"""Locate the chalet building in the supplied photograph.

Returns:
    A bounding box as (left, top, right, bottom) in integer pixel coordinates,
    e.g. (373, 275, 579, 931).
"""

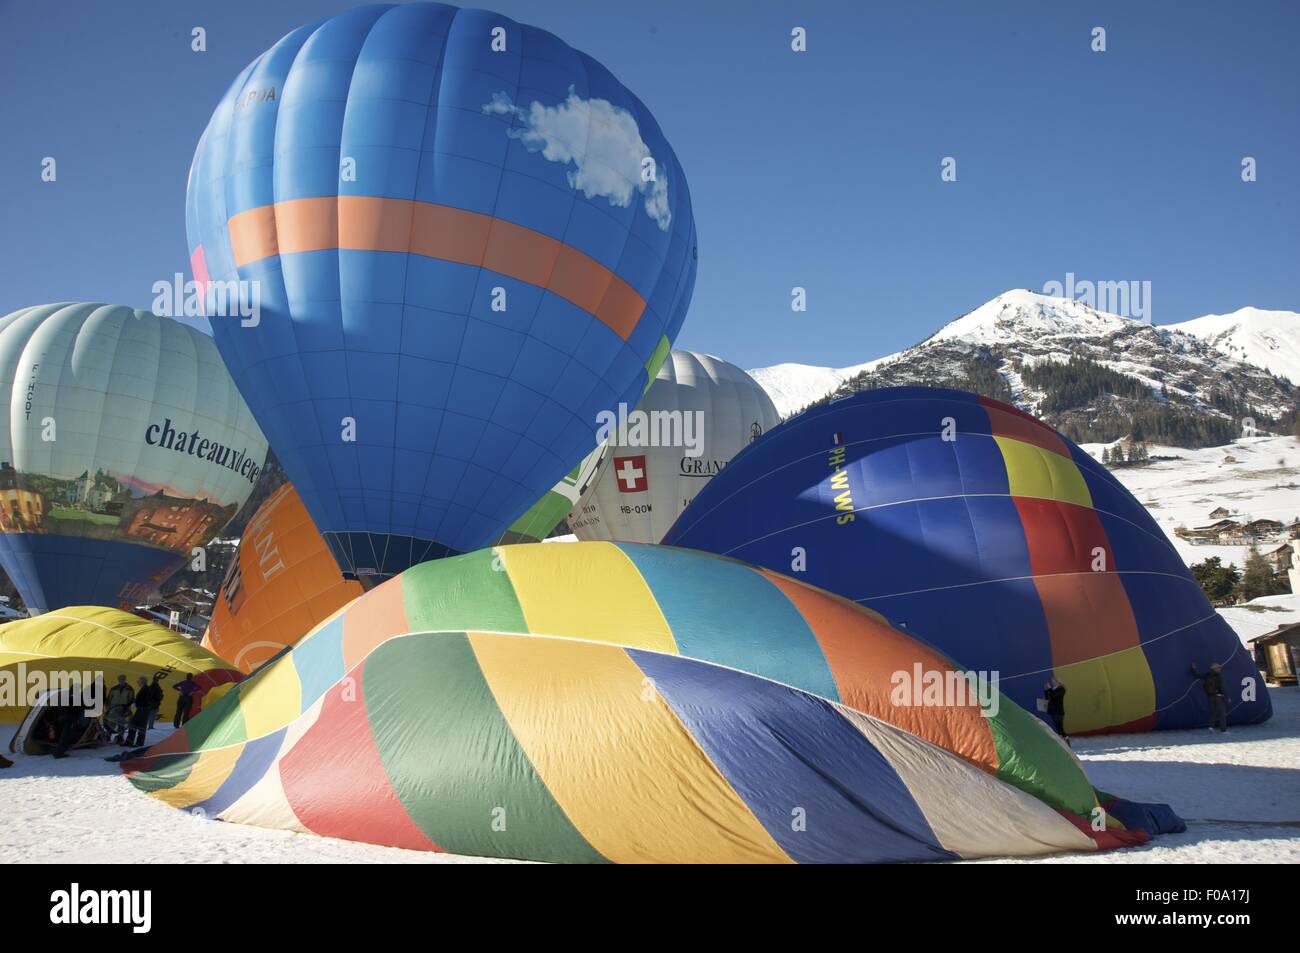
(1208, 506, 1231, 519)
(1176, 519, 1243, 544)
(1181, 517, 1290, 545)
(1261, 542, 1293, 573)
(1242, 518, 1285, 539)
(1248, 622, 1300, 686)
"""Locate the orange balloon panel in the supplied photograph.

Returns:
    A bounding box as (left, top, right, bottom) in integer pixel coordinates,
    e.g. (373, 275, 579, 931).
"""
(203, 484, 363, 673)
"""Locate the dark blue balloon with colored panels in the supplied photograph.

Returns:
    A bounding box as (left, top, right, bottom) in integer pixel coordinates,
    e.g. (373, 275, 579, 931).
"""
(665, 387, 1272, 735)
(186, 3, 696, 581)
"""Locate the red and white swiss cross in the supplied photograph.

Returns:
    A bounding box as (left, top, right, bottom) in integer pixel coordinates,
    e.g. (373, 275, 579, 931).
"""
(612, 455, 648, 493)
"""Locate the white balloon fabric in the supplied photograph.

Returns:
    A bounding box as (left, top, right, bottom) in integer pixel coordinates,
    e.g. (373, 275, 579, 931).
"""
(569, 351, 780, 544)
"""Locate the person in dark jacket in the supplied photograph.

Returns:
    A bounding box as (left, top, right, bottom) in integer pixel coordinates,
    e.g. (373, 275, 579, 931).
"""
(123, 676, 156, 747)
(1043, 678, 1068, 740)
(1191, 662, 1229, 732)
(140, 675, 163, 734)
(172, 673, 201, 727)
(145, 673, 165, 730)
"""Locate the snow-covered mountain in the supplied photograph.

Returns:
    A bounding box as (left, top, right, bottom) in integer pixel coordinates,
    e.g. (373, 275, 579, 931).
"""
(747, 360, 881, 418)
(748, 290, 1298, 447)
(920, 289, 1134, 348)
(1167, 307, 1300, 385)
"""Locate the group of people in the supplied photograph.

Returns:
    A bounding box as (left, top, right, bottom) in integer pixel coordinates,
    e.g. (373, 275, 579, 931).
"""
(1041, 662, 1233, 741)
(101, 672, 204, 751)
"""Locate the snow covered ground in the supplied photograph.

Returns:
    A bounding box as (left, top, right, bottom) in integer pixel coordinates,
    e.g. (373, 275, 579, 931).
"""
(979, 686, 1300, 864)
(3, 687, 1295, 864)
(1079, 434, 1300, 571)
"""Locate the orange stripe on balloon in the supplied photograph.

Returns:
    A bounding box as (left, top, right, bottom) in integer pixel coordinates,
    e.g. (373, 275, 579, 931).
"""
(225, 196, 646, 341)
(979, 395, 1071, 458)
(757, 570, 1001, 776)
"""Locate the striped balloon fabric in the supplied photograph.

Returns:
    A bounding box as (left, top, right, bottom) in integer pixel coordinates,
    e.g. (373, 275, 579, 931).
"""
(124, 542, 1179, 863)
(665, 387, 1272, 734)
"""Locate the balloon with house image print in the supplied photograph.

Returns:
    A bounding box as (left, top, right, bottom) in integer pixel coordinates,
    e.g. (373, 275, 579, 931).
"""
(186, 2, 697, 584)
(0, 303, 267, 613)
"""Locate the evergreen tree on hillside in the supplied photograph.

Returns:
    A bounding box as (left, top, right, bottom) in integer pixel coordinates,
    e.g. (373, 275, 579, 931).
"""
(818, 353, 1014, 407)
(1239, 545, 1287, 602)
(1190, 556, 1239, 604)
(1019, 356, 1149, 413)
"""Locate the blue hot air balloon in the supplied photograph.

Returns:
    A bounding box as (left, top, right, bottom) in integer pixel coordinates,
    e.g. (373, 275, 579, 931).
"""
(665, 387, 1272, 735)
(186, 2, 696, 582)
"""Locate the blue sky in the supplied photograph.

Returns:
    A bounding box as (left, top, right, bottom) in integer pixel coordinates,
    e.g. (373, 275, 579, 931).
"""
(1, 0, 1296, 368)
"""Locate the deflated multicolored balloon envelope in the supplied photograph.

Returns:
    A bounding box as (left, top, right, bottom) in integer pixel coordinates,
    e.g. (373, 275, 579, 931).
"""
(569, 351, 780, 543)
(0, 304, 267, 613)
(204, 483, 363, 673)
(124, 542, 1181, 863)
(186, 2, 697, 582)
(665, 387, 1273, 734)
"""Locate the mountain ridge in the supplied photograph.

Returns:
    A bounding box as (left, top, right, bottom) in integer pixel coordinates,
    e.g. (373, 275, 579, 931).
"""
(748, 290, 1298, 448)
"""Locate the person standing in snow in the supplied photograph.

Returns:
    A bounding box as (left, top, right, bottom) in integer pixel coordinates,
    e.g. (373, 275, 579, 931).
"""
(104, 674, 135, 744)
(123, 676, 152, 747)
(1043, 678, 1068, 740)
(1190, 662, 1230, 733)
(172, 673, 201, 727)
(146, 672, 165, 731)
(140, 674, 164, 733)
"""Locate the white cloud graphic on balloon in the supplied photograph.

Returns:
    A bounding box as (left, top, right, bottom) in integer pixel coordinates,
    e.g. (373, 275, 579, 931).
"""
(484, 88, 672, 231)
